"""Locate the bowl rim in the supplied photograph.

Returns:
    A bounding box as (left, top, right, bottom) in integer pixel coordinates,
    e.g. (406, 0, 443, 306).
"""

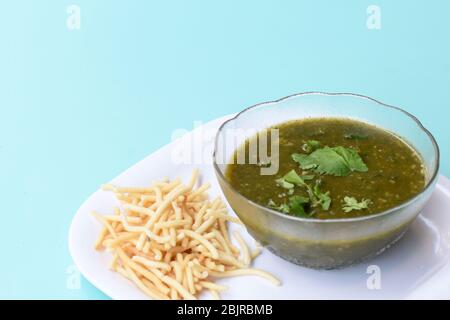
(212, 91, 441, 223)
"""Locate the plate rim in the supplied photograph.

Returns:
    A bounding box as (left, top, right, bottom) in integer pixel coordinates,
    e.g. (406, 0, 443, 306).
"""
(68, 114, 450, 300)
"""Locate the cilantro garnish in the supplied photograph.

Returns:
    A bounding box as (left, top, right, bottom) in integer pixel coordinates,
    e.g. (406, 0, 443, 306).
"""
(273, 170, 332, 215)
(275, 169, 315, 189)
(288, 195, 310, 217)
(275, 178, 294, 189)
(270, 141, 373, 217)
(281, 169, 307, 187)
(267, 199, 290, 214)
(311, 180, 331, 210)
(342, 197, 371, 213)
(268, 196, 310, 217)
(292, 146, 368, 176)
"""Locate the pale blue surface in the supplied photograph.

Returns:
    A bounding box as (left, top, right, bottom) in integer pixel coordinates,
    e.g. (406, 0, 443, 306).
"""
(0, 1, 449, 299)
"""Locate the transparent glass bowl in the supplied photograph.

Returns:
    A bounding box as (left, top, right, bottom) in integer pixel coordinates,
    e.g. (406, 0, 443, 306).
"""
(213, 92, 440, 269)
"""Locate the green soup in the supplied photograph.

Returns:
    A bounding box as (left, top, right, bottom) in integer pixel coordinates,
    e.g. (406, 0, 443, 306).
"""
(225, 118, 426, 219)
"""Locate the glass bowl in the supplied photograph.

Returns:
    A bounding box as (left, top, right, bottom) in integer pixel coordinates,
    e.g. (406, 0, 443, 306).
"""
(213, 92, 440, 269)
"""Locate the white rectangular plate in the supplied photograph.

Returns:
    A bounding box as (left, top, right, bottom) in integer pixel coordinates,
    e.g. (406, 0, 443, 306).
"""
(69, 115, 450, 300)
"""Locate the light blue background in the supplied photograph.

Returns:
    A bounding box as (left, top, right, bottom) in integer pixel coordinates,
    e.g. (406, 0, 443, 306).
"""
(1, 1, 449, 299)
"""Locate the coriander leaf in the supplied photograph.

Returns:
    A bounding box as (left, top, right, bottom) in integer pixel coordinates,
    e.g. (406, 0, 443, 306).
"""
(302, 140, 321, 153)
(289, 195, 309, 205)
(267, 199, 290, 214)
(332, 146, 368, 173)
(299, 179, 332, 211)
(293, 147, 350, 176)
(268, 199, 276, 207)
(342, 197, 371, 213)
(268, 195, 312, 217)
(278, 170, 332, 211)
(275, 178, 294, 189)
(291, 153, 316, 170)
(288, 195, 310, 217)
(282, 169, 307, 187)
(292, 146, 368, 176)
(279, 203, 291, 213)
(313, 181, 331, 210)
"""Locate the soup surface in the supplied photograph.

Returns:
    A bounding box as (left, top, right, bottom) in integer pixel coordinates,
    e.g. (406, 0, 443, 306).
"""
(225, 118, 426, 219)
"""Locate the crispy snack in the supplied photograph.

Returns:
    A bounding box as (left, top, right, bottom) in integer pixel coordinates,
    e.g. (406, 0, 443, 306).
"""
(92, 169, 280, 300)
